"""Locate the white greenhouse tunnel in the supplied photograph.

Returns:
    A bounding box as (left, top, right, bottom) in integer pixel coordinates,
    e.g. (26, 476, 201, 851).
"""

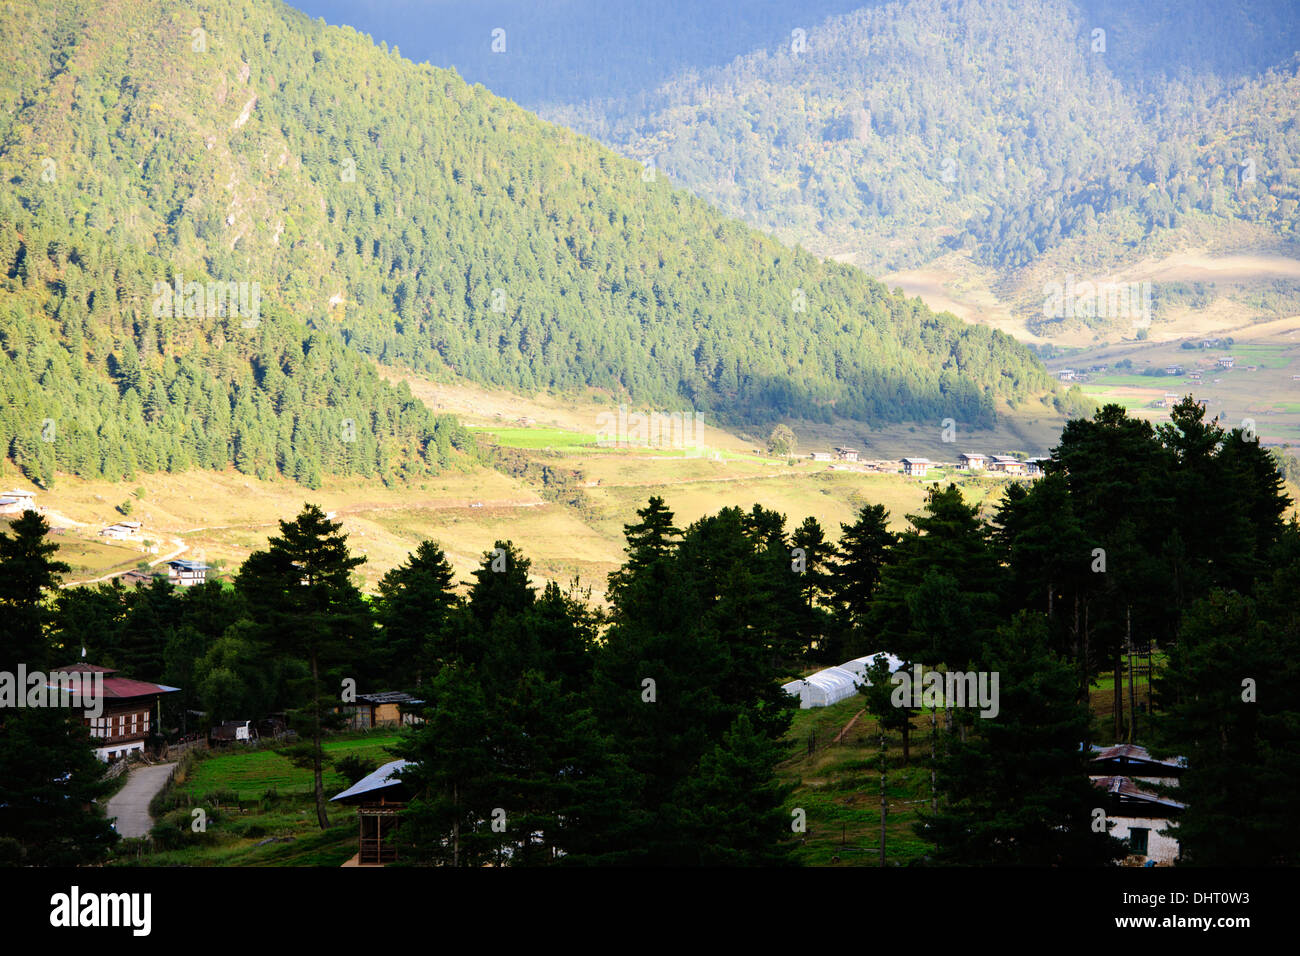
(782, 652, 904, 709)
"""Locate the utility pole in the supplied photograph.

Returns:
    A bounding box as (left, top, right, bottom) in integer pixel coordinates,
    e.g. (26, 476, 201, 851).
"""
(930, 709, 937, 815)
(879, 732, 887, 868)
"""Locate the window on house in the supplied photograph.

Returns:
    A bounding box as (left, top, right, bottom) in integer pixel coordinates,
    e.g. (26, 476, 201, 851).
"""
(1129, 827, 1150, 856)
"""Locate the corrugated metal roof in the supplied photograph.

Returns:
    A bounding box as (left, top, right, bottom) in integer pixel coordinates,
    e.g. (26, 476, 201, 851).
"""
(1091, 775, 1186, 811)
(354, 691, 424, 705)
(1092, 743, 1186, 768)
(329, 759, 412, 802)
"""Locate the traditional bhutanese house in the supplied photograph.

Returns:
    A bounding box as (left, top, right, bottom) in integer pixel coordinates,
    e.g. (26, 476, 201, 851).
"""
(0, 490, 36, 515)
(809, 451, 833, 462)
(834, 447, 859, 462)
(331, 759, 413, 866)
(1163, 392, 1179, 408)
(989, 455, 1026, 475)
(956, 453, 986, 471)
(901, 457, 932, 476)
(341, 691, 425, 730)
(1218, 356, 1235, 369)
(166, 559, 210, 587)
(99, 521, 142, 540)
(1088, 744, 1187, 864)
(59, 664, 179, 762)
(119, 568, 160, 588)
(1057, 369, 1076, 381)
(1090, 743, 1186, 787)
(1025, 457, 1047, 477)
(1091, 775, 1185, 864)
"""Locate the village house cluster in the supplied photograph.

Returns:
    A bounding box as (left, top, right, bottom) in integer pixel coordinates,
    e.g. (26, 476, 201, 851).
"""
(806, 447, 1046, 479)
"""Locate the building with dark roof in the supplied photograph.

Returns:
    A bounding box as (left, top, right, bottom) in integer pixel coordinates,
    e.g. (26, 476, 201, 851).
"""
(166, 559, 211, 587)
(331, 759, 413, 866)
(340, 691, 425, 730)
(1088, 744, 1187, 864)
(59, 664, 179, 762)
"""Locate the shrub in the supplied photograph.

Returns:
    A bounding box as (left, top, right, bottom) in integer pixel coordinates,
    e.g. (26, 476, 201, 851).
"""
(335, 752, 379, 785)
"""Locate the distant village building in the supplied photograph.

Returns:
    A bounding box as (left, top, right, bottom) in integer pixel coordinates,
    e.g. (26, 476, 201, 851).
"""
(834, 447, 859, 462)
(1025, 457, 1047, 476)
(210, 719, 255, 746)
(0, 490, 36, 515)
(1164, 365, 1183, 376)
(989, 455, 1026, 475)
(1057, 369, 1076, 381)
(1218, 356, 1235, 369)
(331, 759, 413, 866)
(99, 521, 142, 540)
(1163, 393, 1180, 408)
(809, 451, 833, 462)
(120, 568, 161, 588)
(60, 663, 179, 762)
(1088, 744, 1187, 864)
(956, 453, 986, 471)
(901, 457, 932, 477)
(166, 559, 211, 587)
(341, 692, 425, 730)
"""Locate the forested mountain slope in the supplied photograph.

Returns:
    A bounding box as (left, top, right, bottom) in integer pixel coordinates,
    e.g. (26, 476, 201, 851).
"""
(0, 0, 1058, 488)
(546, 0, 1300, 332)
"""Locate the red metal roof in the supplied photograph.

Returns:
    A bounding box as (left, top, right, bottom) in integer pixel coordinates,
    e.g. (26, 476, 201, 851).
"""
(101, 676, 175, 699)
(55, 664, 176, 699)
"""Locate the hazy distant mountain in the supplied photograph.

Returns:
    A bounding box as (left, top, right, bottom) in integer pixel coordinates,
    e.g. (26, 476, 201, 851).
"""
(546, 0, 1300, 317)
(293, 0, 875, 107)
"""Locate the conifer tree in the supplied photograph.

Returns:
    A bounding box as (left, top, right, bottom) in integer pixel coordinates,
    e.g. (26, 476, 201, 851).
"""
(236, 504, 367, 829)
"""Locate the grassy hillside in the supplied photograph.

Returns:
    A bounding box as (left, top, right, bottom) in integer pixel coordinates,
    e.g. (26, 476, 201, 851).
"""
(13, 366, 1056, 598)
(0, 0, 1062, 496)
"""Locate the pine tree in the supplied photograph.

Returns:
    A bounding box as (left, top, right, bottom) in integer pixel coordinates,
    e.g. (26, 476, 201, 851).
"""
(0, 511, 117, 865)
(1154, 564, 1300, 864)
(832, 503, 895, 619)
(920, 613, 1128, 865)
(236, 504, 367, 829)
(0, 510, 70, 672)
(671, 712, 796, 865)
(376, 540, 460, 685)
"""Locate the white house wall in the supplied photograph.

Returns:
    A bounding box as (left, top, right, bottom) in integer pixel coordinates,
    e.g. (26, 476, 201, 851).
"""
(1109, 815, 1180, 864)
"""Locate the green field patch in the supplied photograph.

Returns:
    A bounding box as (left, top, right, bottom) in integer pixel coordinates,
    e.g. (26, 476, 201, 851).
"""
(474, 426, 600, 449)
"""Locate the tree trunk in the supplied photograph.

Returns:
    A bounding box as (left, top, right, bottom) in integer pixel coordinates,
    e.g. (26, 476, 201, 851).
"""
(311, 650, 329, 829)
(901, 717, 910, 766)
(1126, 606, 1136, 743)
